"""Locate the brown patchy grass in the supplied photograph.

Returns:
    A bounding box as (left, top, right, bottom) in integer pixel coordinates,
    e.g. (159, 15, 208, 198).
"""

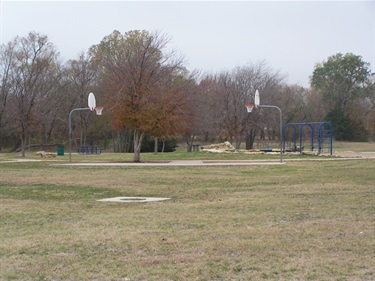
(0, 153, 374, 280)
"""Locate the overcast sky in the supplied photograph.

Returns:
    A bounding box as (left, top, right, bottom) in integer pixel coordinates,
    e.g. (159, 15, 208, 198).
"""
(1, 0, 374, 87)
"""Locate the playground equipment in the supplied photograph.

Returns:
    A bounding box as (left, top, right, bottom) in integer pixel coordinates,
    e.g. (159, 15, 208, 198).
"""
(283, 122, 333, 155)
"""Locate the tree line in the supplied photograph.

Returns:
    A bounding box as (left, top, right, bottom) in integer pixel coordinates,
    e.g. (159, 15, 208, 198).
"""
(0, 31, 374, 161)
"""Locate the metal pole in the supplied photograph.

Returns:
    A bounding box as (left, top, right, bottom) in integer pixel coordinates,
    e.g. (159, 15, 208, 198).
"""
(259, 105, 283, 163)
(69, 107, 90, 163)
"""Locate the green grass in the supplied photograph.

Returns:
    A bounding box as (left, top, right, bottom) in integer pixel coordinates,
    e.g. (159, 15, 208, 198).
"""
(0, 144, 374, 280)
(331, 141, 375, 152)
(2, 141, 372, 163)
(0, 150, 332, 164)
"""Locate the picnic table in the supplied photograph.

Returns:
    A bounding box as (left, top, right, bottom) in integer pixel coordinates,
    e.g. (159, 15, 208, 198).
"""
(77, 146, 102, 155)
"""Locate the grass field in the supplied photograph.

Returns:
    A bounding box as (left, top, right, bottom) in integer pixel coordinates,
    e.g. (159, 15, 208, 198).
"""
(0, 142, 374, 280)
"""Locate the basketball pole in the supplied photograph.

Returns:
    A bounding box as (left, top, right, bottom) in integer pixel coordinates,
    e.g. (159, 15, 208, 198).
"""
(69, 107, 90, 163)
(258, 105, 283, 163)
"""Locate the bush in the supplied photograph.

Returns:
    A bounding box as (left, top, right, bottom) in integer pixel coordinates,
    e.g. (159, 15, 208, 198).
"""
(325, 107, 368, 142)
(325, 108, 353, 141)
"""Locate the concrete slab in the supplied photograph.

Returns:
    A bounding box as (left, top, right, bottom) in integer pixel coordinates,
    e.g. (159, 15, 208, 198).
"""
(54, 160, 284, 167)
(97, 197, 171, 203)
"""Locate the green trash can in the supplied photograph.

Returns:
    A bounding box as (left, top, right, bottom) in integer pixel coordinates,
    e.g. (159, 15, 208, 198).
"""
(57, 145, 64, 156)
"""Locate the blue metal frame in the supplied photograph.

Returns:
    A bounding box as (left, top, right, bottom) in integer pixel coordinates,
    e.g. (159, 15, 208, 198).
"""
(283, 122, 333, 155)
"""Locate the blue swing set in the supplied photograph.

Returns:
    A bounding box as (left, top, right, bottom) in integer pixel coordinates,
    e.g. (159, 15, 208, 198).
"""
(282, 122, 333, 155)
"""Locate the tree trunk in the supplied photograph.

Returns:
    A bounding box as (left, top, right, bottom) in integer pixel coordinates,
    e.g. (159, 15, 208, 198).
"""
(20, 135, 26, 157)
(245, 128, 258, 150)
(154, 137, 158, 153)
(162, 139, 165, 153)
(234, 135, 241, 149)
(184, 133, 195, 152)
(28, 135, 31, 153)
(133, 129, 145, 162)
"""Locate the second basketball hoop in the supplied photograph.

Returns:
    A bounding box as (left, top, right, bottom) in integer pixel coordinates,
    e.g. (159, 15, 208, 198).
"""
(245, 103, 255, 113)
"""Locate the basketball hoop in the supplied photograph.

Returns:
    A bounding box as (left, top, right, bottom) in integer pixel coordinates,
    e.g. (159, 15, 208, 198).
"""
(94, 106, 103, 115)
(245, 103, 255, 113)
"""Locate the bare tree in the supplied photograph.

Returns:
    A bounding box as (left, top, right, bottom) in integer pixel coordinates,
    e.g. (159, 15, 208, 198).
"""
(0, 41, 17, 152)
(65, 52, 98, 147)
(175, 74, 218, 152)
(276, 84, 309, 124)
(238, 62, 284, 148)
(201, 61, 284, 149)
(6, 32, 60, 156)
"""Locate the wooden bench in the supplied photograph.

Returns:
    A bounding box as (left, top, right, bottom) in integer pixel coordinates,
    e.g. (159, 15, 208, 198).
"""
(77, 146, 102, 155)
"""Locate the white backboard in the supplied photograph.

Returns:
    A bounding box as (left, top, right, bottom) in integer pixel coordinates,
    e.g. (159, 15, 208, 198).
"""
(255, 90, 260, 108)
(88, 92, 96, 111)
